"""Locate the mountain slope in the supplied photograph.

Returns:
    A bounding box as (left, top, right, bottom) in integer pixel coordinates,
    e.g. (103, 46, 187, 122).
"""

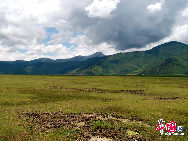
(140, 57, 188, 75)
(0, 41, 187, 75)
(68, 41, 188, 75)
(0, 57, 103, 75)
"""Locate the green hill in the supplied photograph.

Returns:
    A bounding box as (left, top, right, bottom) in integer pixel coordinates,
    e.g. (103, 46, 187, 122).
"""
(0, 41, 187, 75)
(0, 57, 102, 75)
(68, 41, 188, 75)
(140, 57, 188, 75)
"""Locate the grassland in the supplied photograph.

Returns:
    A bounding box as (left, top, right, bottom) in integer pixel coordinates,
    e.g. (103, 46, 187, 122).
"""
(0, 75, 187, 140)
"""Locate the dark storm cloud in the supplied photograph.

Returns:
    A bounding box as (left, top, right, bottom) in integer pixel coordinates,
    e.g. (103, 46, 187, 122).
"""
(0, 0, 188, 61)
(68, 0, 188, 50)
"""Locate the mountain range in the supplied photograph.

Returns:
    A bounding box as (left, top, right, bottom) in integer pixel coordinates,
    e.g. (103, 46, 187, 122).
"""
(0, 41, 187, 75)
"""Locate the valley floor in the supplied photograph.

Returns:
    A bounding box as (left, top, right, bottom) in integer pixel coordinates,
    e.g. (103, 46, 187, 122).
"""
(0, 75, 187, 140)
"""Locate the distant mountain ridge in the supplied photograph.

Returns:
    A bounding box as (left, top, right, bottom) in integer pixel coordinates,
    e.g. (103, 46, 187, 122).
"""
(0, 41, 187, 75)
(7, 52, 105, 63)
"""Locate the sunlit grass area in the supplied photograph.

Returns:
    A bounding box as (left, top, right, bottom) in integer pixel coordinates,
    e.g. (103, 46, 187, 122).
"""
(0, 75, 187, 140)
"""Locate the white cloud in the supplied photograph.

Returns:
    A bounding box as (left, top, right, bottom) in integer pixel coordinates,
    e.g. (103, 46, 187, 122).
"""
(0, 0, 188, 61)
(147, 0, 164, 13)
(141, 24, 188, 51)
(166, 25, 188, 43)
(69, 35, 118, 57)
(85, 0, 120, 18)
(182, 7, 188, 17)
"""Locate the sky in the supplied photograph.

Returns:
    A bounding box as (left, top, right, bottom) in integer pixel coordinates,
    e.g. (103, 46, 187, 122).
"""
(0, 0, 188, 61)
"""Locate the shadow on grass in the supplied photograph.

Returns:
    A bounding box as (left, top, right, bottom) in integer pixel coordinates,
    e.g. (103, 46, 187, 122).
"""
(0, 88, 119, 107)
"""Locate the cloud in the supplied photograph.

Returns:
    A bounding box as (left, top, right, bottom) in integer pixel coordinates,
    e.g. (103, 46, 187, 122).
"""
(69, 0, 188, 50)
(85, 0, 120, 18)
(147, 0, 164, 13)
(182, 7, 188, 17)
(0, 0, 188, 61)
(165, 25, 188, 43)
(137, 25, 188, 51)
(70, 35, 117, 56)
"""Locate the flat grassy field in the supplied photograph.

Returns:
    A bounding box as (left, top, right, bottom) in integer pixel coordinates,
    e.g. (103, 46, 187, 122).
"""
(0, 75, 187, 141)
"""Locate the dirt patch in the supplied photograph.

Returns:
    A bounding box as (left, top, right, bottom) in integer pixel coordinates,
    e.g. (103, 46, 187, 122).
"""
(90, 136, 113, 141)
(49, 86, 145, 95)
(177, 84, 188, 88)
(20, 111, 146, 140)
(153, 97, 180, 100)
(144, 97, 187, 100)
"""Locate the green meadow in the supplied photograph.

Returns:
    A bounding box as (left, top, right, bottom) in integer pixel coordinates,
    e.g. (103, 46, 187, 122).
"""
(0, 75, 187, 140)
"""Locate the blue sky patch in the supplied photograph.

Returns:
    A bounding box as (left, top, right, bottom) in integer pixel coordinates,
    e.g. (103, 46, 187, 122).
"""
(43, 27, 59, 45)
(18, 49, 27, 53)
(62, 42, 78, 48)
(72, 32, 84, 37)
(43, 28, 81, 48)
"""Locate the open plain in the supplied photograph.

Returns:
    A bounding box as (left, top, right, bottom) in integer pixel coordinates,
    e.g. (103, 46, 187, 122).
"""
(0, 75, 187, 140)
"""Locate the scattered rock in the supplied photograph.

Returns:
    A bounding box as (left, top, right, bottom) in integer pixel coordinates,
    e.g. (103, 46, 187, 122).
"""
(77, 122, 86, 127)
